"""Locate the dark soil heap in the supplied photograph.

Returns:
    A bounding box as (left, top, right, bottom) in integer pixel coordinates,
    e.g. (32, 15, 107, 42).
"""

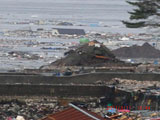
(112, 42, 160, 58)
(51, 41, 129, 67)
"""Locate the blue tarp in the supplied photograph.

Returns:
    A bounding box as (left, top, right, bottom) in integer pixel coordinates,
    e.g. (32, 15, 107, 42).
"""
(107, 108, 117, 113)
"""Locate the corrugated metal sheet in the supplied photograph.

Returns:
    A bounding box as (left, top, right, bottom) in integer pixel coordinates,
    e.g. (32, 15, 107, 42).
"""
(40, 107, 105, 120)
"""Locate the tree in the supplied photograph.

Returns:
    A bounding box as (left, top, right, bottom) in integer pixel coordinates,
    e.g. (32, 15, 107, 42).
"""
(123, 0, 160, 28)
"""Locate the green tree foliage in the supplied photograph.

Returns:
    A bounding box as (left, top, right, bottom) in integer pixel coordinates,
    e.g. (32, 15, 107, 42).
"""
(123, 0, 160, 28)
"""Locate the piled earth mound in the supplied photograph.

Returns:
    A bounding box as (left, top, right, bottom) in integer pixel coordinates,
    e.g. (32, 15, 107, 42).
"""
(51, 41, 130, 67)
(112, 42, 160, 58)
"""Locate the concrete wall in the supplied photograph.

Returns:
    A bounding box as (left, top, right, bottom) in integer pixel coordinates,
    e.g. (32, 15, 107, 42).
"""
(0, 72, 159, 85)
(0, 72, 159, 110)
(0, 84, 158, 110)
(0, 84, 110, 97)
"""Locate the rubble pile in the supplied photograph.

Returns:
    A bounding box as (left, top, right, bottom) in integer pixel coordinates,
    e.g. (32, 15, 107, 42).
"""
(112, 42, 160, 58)
(0, 99, 64, 120)
(39, 103, 160, 120)
(103, 111, 160, 120)
(0, 96, 160, 120)
(50, 41, 130, 67)
(108, 78, 160, 95)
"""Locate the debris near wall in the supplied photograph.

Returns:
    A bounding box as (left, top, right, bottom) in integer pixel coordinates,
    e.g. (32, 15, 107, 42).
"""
(0, 98, 64, 120)
(0, 91, 160, 120)
(135, 64, 160, 73)
(95, 78, 160, 112)
(49, 41, 131, 67)
(112, 42, 160, 58)
(108, 78, 160, 94)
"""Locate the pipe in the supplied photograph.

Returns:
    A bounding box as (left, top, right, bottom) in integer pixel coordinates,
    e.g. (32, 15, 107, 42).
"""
(69, 103, 100, 120)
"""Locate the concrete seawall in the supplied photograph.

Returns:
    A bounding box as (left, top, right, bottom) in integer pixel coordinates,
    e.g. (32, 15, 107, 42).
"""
(0, 84, 111, 97)
(0, 72, 159, 85)
(0, 72, 159, 110)
(0, 84, 158, 110)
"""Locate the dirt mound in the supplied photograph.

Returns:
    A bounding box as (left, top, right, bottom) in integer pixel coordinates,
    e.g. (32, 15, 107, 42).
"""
(112, 42, 160, 58)
(50, 41, 129, 67)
